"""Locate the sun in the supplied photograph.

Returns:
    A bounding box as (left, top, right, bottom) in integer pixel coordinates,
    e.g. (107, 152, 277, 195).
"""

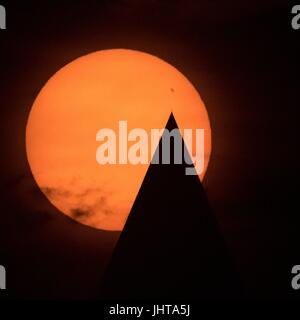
(26, 49, 211, 231)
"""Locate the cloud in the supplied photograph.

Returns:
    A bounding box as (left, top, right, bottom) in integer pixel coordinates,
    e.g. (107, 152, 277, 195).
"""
(42, 186, 104, 200)
(70, 208, 92, 219)
(69, 195, 113, 221)
(0, 174, 56, 229)
(2, 173, 120, 230)
(42, 187, 72, 198)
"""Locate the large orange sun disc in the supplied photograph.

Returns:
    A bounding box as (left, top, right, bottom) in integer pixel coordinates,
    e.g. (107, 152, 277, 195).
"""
(26, 49, 212, 231)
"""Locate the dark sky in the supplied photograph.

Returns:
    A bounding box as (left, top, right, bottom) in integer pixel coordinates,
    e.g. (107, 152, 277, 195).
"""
(0, 0, 298, 299)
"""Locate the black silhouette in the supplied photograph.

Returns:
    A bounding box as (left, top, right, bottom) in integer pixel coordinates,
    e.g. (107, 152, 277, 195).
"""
(101, 113, 242, 299)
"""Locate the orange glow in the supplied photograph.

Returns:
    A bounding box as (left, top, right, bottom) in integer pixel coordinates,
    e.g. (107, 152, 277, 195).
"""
(26, 49, 211, 231)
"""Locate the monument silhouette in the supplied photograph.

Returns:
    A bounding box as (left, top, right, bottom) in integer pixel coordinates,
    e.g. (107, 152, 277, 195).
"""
(100, 114, 242, 299)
